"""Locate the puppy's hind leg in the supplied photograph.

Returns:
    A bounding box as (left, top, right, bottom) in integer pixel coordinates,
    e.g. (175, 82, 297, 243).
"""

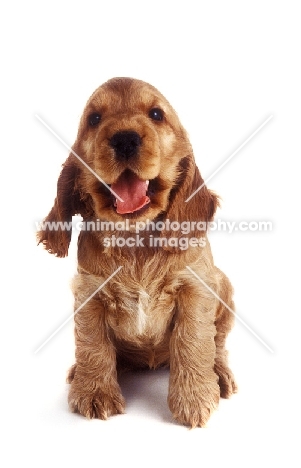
(66, 364, 77, 383)
(214, 268, 237, 398)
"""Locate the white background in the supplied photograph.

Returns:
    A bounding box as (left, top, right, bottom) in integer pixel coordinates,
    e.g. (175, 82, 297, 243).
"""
(1, 1, 300, 466)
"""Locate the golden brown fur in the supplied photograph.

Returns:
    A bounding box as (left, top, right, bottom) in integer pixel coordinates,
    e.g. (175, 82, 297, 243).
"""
(37, 77, 237, 427)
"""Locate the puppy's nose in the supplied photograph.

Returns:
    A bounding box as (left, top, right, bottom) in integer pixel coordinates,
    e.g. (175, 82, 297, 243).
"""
(109, 131, 142, 160)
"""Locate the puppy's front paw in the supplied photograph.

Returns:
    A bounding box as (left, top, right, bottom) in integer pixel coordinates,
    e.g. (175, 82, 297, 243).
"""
(68, 383, 125, 420)
(168, 374, 220, 428)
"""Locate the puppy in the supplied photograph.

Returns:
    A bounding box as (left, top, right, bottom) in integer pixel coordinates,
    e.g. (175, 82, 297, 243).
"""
(37, 77, 237, 427)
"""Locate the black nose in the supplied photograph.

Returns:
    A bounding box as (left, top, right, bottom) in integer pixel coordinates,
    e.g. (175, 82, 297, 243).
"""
(109, 131, 142, 160)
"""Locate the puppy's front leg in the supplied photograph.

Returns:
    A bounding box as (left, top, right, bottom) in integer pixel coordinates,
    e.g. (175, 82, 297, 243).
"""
(67, 295, 125, 420)
(168, 279, 220, 428)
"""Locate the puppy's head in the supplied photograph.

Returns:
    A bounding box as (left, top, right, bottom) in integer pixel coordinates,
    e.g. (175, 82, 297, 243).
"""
(38, 78, 218, 256)
(75, 77, 193, 221)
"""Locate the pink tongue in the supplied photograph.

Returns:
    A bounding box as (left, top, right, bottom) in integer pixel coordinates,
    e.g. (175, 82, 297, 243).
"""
(111, 172, 150, 214)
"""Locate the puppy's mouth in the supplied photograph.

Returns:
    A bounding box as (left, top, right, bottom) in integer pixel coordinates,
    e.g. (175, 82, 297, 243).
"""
(110, 170, 151, 215)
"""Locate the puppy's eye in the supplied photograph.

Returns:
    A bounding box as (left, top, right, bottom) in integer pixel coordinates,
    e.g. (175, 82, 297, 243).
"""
(88, 113, 101, 126)
(148, 108, 164, 121)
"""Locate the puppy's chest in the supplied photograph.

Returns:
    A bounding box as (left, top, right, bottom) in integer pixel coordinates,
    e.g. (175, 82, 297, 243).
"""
(106, 282, 177, 342)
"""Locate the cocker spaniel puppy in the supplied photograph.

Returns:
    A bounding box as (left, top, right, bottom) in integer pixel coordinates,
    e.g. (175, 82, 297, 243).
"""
(37, 77, 237, 427)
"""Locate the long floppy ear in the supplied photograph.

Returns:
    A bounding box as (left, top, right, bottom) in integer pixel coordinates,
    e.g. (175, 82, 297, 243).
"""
(161, 156, 219, 247)
(37, 156, 88, 257)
